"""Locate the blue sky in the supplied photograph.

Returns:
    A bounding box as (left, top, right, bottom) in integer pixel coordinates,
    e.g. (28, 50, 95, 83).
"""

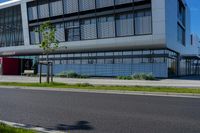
(0, 0, 200, 36)
(186, 0, 200, 36)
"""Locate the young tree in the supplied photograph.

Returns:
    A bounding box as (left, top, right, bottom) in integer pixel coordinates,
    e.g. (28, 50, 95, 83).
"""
(36, 21, 59, 83)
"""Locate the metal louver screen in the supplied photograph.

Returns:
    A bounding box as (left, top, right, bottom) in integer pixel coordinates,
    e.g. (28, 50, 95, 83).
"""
(96, 0, 114, 8)
(50, 0, 63, 16)
(63, 0, 79, 14)
(38, 4, 49, 18)
(115, 0, 132, 5)
(79, 0, 95, 11)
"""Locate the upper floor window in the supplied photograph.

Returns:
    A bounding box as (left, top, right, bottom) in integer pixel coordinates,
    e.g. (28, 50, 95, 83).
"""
(135, 9, 152, 35)
(49, 0, 63, 17)
(177, 24, 185, 46)
(79, 0, 96, 11)
(81, 18, 97, 40)
(116, 13, 134, 37)
(115, 0, 133, 5)
(97, 16, 115, 38)
(38, 1, 49, 19)
(178, 0, 185, 26)
(28, 5, 37, 21)
(63, 0, 78, 14)
(65, 21, 80, 41)
(96, 0, 114, 8)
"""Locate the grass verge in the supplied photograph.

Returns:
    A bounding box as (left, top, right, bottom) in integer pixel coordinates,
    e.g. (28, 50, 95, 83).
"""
(0, 82, 199, 94)
(0, 123, 37, 133)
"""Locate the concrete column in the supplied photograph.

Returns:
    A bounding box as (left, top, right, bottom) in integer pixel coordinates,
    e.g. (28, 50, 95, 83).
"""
(21, 1, 30, 46)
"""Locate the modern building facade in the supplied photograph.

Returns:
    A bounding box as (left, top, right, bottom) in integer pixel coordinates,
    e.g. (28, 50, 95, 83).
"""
(0, 0, 199, 77)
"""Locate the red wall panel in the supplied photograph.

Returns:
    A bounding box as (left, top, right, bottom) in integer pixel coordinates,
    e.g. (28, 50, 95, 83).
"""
(2, 58, 20, 75)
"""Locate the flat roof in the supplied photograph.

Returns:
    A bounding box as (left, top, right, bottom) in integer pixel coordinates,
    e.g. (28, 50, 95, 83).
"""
(0, 0, 21, 9)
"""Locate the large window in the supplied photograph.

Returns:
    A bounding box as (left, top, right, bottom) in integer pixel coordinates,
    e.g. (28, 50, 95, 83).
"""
(79, 0, 96, 11)
(97, 16, 115, 38)
(115, 0, 132, 5)
(81, 18, 97, 40)
(177, 24, 185, 45)
(30, 27, 40, 44)
(116, 13, 134, 37)
(96, 0, 114, 8)
(49, 0, 63, 17)
(38, 1, 49, 19)
(0, 5, 24, 47)
(178, 0, 185, 26)
(177, 0, 185, 46)
(135, 9, 152, 35)
(65, 21, 80, 41)
(63, 0, 78, 14)
(55, 23, 65, 42)
(28, 5, 38, 21)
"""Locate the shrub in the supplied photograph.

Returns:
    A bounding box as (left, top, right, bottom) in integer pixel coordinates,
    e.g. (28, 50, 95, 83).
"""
(57, 71, 88, 79)
(117, 73, 156, 80)
(117, 76, 132, 80)
(131, 73, 156, 80)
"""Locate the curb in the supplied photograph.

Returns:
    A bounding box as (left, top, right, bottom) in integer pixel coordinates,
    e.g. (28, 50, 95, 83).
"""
(0, 86, 200, 99)
(0, 120, 65, 133)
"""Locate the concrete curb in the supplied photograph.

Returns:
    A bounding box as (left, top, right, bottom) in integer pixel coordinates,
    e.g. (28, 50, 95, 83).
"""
(0, 120, 65, 133)
(0, 86, 200, 99)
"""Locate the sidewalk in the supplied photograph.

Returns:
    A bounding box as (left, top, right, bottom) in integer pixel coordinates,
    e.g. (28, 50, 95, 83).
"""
(0, 76, 200, 88)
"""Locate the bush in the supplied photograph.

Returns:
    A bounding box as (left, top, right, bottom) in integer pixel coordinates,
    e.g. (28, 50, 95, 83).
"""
(117, 76, 132, 80)
(131, 73, 156, 80)
(117, 73, 156, 80)
(57, 71, 88, 78)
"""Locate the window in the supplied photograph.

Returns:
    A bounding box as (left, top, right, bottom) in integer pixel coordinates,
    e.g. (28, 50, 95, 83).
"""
(96, 0, 114, 8)
(178, 0, 185, 26)
(177, 24, 185, 45)
(55, 23, 65, 42)
(97, 16, 115, 38)
(49, 0, 63, 17)
(0, 5, 24, 47)
(135, 9, 152, 35)
(115, 0, 132, 5)
(28, 6, 37, 20)
(79, 0, 95, 11)
(38, 1, 49, 19)
(116, 13, 134, 37)
(30, 27, 40, 44)
(65, 21, 80, 41)
(81, 18, 97, 40)
(63, 0, 78, 14)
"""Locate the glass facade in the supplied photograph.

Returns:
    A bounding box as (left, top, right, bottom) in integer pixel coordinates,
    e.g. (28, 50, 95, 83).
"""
(39, 49, 169, 65)
(27, 0, 152, 45)
(177, 0, 186, 46)
(0, 5, 24, 47)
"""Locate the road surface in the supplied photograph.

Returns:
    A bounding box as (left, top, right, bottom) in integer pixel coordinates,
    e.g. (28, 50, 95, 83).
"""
(0, 88, 200, 133)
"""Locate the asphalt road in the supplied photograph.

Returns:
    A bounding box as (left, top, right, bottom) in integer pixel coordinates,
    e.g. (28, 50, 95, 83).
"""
(0, 88, 200, 133)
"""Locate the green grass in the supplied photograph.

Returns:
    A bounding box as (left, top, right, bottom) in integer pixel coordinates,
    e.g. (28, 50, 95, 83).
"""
(0, 123, 37, 133)
(0, 82, 199, 94)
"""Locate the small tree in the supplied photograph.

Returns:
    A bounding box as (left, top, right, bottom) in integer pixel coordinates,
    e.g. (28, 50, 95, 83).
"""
(36, 21, 59, 83)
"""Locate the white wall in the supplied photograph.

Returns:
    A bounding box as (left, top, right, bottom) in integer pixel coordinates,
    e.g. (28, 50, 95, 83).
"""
(0, 0, 167, 55)
(165, 0, 199, 56)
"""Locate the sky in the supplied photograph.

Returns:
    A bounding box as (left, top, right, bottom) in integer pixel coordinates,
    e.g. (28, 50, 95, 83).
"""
(0, 0, 199, 36)
(186, 0, 200, 36)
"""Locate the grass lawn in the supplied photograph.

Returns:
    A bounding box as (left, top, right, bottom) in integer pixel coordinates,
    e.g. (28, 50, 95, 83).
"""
(0, 82, 199, 94)
(0, 123, 37, 133)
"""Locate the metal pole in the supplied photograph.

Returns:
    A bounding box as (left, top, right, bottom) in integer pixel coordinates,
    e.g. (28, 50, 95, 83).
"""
(47, 63, 50, 84)
(39, 63, 42, 83)
(51, 63, 53, 83)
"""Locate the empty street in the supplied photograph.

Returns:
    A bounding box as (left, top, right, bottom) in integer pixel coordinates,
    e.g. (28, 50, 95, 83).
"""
(0, 87, 200, 133)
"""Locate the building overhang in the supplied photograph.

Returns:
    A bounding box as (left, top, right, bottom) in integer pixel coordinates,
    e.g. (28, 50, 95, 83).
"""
(181, 54, 200, 60)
